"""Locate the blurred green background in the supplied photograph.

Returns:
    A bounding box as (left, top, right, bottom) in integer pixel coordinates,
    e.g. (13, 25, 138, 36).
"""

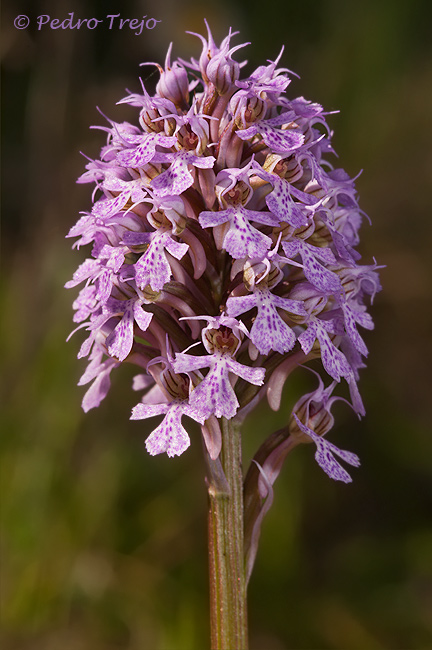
(1, 0, 432, 648)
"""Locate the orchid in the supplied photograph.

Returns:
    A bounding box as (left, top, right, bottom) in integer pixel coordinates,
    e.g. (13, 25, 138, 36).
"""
(66, 21, 381, 649)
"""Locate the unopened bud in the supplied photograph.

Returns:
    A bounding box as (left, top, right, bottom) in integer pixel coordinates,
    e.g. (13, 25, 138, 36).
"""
(156, 44, 190, 108)
(207, 49, 240, 94)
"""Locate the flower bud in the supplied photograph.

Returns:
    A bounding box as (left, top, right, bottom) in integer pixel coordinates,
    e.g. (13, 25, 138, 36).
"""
(156, 44, 189, 108)
(206, 47, 241, 95)
(194, 19, 219, 81)
(140, 105, 177, 136)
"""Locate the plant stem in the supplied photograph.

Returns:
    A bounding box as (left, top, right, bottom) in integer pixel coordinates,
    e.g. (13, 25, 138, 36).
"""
(207, 417, 248, 650)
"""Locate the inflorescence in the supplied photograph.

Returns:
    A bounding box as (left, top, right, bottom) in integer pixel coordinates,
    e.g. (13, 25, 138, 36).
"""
(66, 22, 381, 483)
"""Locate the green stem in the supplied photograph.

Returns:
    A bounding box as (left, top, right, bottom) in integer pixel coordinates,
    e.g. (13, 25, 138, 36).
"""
(207, 418, 248, 650)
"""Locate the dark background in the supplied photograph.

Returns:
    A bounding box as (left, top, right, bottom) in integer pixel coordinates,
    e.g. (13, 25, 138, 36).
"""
(1, 1, 431, 648)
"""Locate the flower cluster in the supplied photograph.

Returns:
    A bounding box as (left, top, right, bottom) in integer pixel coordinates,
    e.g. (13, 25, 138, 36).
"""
(66, 22, 380, 480)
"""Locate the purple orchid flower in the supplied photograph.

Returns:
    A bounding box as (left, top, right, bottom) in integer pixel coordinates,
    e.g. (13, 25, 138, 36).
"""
(66, 21, 380, 485)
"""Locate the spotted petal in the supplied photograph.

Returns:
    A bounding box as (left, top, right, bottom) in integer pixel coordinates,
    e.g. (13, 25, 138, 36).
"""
(293, 415, 360, 483)
(138, 401, 205, 457)
(150, 153, 195, 196)
(65, 258, 99, 288)
(250, 304, 296, 355)
(226, 294, 257, 318)
(106, 302, 135, 361)
(106, 300, 153, 361)
(72, 285, 98, 322)
(189, 357, 239, 420)
(165, 237, 189, 260)
(80, 357, 119, 413)
(299, 319, 351, 382)
(172, 352, 212, 375)
(131, 401, 198, 457)
(341, 302, 369, 356)
(116, 132, 177, 167)
(130, 402, 169, 420)
(237, 120, 304, 154)
(134, 231, 180, 291)
(223, 218, 272, 259)
(145, 411, 191, 457)
(260, 126, 304, 154)
(199, 208, 232, 228)
(225, 357, 265, 385)
(282, 240, 341, 294)
(201, 206, 273, 258)
(92, 191, 130, 218)
(150, 151, 215, 197)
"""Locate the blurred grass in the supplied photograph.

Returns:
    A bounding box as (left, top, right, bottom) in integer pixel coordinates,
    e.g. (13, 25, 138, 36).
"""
(1, 0, 432, 648)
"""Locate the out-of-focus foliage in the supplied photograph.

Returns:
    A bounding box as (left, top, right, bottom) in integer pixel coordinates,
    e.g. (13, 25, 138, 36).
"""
(1, 0, 431, 648)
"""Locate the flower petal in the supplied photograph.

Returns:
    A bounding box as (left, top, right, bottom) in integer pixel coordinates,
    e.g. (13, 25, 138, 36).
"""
(144, 406, 191, 457)
(134, 232, 172, 291)
(226, 294, 257, 318)
(106, 302, 135, 361)
(189, 357, 239, 419)
(293, 415, 360, 483)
